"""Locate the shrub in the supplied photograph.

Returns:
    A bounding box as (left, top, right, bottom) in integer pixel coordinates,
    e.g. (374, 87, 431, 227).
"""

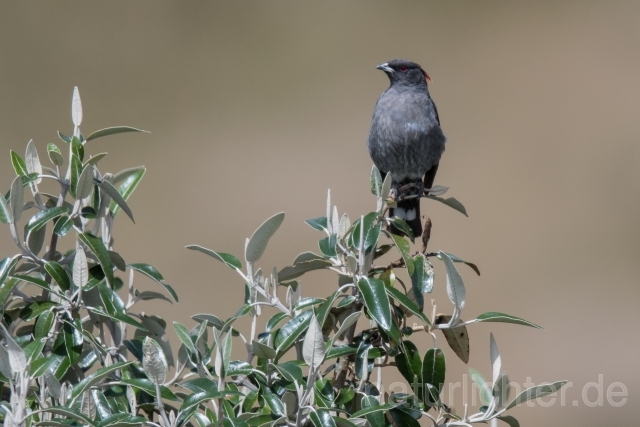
(0, 88, 565, 427)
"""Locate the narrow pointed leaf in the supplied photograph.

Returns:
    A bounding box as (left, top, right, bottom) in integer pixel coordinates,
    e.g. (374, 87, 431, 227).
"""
(186, 245, 241, 269)
(73, 248, 88, 289)
(329, 311, 361, 346)
(84, 152, 108, 167)
(504, 381, 567, 410)
(381, 172, 392, 201)
(11, 150, 28, 177)
(490, 333, 501, 386)
(469, 368, 492, 406)
(0, 193, 11, 224)
(120, 378, 179, 400)
(427, 196, 468, 216)
(245, 212, 285, 262)
(69, 361, 132, 405)
(70, 154, 82, 197)
(79, 232, 114, 287)
(86, 126, 149, 142)
(440, 252, 466, 309)
(174, 322, 197, 355)
(10, 175, 24, 222)
(370, 165, 382, 196)
(471, 312, 544, 330)
(395, 340, 422, 385)
(109, 168, 146, 217)
(100, 179, 134, 223)
(438, 252, 481, 276)
(385, 285, 430, 325)
(127, 263, 178, 302)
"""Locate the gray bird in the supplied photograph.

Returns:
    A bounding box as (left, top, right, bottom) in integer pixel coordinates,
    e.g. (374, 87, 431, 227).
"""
(368, 59, 447, 237)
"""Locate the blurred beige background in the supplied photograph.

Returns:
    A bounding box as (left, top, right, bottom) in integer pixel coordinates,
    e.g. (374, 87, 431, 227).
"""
(1, 1, 639, 425)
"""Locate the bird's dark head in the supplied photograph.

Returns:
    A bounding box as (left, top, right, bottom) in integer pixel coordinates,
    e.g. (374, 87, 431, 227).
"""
(376, 59, 432, 87)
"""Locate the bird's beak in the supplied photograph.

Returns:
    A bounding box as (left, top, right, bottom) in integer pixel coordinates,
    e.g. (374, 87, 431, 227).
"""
(376, 63, 394, 73)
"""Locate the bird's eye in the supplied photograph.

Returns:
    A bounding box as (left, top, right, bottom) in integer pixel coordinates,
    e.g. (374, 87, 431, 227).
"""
(400, 66, 408, 72)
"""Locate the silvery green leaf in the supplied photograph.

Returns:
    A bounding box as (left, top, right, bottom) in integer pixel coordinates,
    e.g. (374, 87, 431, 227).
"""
(437, 252, 481, 276)
(142, 337, 168, 385)
(84, 153, 107, 167)
(76, 165, 94, 200)
(47, 143, 64, 166)
(136, 291, 173, 303)
(427, 195, 468, 216)
(346, 254, 357, 274)
(504, 381, 567, 411)
(74, 247, 88, 289)
(470, 312, 544, 329)
(426, 185, 449, 196)
(490, 333, 501, 386)
(0, 344, 10, 378)
(251, 340, 276, 360)
(213, 328, 223, 378)
(326, 189, 332, 234)
(80, 390, 96, 419)
(72, 87, 83, 127)
(245, 212, 285, 263)
(10, 175, 24, 223)
(85, 126, 149, 142)
(370, 165, 382, 197)
(338, 213, 350, 239)
(381, 171, 392, 201)
(440, 251, 466, 310)
(469, 368, 491, 406)
(126, 386, 137, 416)
(332, 206, 339, 236)
(100, 179, 135, 223)
(0, 193, 12, 224)
(303, 314, 325, 369)
(220, 331, 232, 377)
(0, 323, 26, 373)
(25, 140, 42, 184)
(493, 372, 510, 409)
(329, 311, 360, 347)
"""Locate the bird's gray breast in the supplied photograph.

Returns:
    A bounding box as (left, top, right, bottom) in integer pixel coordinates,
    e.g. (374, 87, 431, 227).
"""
(368, 88, 446, 181)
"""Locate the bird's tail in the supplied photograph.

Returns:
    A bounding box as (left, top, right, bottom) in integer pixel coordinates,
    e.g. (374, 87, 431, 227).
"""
(389, 197, 422, 238)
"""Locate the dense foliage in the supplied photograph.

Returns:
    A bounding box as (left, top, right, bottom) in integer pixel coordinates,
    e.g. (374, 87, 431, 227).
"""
(0, 89, 565, 427)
